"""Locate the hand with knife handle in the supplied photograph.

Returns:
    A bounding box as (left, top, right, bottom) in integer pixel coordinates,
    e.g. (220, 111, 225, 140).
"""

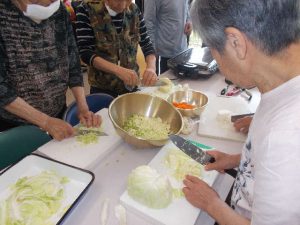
(182, 151, 247, 225)
(170, 135, 247, 224)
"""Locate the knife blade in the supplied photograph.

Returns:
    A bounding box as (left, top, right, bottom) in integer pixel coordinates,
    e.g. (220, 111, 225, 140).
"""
(74, 128, 108, 137)
(231, 113, 254, 122)
(169, 134, 237, 178)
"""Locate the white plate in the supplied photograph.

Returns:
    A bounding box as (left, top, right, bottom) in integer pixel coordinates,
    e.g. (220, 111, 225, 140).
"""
(120, 141, 218, 225)
(0, 154, 94, 224)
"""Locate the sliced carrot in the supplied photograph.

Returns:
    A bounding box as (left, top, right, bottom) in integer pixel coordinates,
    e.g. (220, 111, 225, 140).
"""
(172, 102, 195, 109)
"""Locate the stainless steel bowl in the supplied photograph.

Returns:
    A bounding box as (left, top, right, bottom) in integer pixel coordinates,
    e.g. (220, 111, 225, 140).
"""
(108, 93, 183, 148)
(167, 90, 208, 118)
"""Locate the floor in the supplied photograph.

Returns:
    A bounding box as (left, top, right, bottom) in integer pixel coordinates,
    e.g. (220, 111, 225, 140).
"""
(66, 46, 146, 105)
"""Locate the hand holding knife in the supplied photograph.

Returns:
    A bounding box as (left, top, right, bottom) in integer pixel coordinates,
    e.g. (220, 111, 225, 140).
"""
(169, 134, 237, 178)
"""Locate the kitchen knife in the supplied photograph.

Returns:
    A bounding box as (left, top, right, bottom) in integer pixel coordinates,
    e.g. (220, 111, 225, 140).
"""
(169, 134, 237, 178)
(74, 128, 108, 136)
(231, 113, 254, 122)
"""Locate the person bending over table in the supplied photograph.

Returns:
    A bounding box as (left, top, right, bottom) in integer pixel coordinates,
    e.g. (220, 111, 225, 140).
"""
(0, 0, 100, 140)
(75, 0, 157, 98)
(183, 1, 300, 225)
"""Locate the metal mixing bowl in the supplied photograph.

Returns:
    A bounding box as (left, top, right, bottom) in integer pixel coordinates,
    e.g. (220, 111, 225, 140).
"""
(167, 90, 208, 118)
(108, 93, 183, 148)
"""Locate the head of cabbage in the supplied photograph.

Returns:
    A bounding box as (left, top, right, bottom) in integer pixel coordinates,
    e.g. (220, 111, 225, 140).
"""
(127, 165, 172, 209)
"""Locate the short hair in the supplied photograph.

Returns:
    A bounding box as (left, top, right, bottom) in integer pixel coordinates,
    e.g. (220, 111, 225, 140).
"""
(191, 0, 300, 55)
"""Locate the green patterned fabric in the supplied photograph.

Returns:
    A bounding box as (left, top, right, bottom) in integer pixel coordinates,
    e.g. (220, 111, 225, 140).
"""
(0, 126, 51, 170)
(86, 0, 140, 95)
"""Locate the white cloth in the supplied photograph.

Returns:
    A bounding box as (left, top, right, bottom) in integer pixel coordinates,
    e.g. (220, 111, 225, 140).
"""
(231, 75, 300, 225)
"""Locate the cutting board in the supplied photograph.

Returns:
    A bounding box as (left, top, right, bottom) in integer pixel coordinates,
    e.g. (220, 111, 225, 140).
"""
(198, 93, 257, 142)
(37, 108, 122, 169)
(120, 141, 218, 225)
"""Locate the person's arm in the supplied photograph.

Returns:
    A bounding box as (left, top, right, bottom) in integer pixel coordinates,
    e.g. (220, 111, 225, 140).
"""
(184, 1, 192, 36)
(65, 5, 101, 127)
(0, 26, 73, 141)
(3, 97, 74, 140)
(144, 0, 157, 50)
(183, 175, 250, 225)
(70, 86, 101, 127)
(137, 9, 157, 85)
(75, 3, 138, 87)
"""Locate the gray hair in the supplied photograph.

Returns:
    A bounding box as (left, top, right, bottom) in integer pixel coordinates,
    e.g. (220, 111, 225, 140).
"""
(191, 0, 300, 55)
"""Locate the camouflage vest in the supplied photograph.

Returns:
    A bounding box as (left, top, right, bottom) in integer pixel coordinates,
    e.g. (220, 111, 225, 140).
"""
(86, 0, 140, 95)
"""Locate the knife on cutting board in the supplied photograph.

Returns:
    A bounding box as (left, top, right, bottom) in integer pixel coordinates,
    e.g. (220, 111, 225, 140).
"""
(231, 113, 254, 122)
(74, 128, 108, 136)
(169, 134, 237, 178)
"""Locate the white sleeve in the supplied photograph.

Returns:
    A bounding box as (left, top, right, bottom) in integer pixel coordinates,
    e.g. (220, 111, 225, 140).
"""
(251, 130, 300, 225)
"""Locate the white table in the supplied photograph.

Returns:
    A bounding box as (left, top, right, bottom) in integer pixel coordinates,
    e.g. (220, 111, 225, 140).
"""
(42, 71, 261, 225)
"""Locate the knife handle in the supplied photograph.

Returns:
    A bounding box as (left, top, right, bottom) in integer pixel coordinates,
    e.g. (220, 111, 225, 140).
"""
(209, 157, 237, 178)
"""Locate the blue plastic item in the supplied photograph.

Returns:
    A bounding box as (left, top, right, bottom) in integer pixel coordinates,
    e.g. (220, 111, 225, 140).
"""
(63, 93, 114, 126)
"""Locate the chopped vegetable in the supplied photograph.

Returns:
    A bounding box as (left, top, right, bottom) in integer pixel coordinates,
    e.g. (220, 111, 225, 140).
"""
(172, 188, 184, 198)
(123, 114, 170, 140)
(164, 148, 202, 180)
(173, 101, 196, 109)
(75, 124, 103, 145)
(76, 132, 98, 145)
(158, 78, 173, 93)
(0, 171, 68, 225)
(101, 198, 110, 225)
(114, 205, 126, 225)
(127, 166, 173, 209)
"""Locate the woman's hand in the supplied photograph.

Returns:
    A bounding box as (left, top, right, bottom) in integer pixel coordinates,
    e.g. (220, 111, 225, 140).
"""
(117, 67, 139, 87)
(42, 116, 74, 141)
(204, 151, 241, 173)
(184, 21, 193, 36)
(183, 175, 219, 211)
(141, 68, 157, 86)
(233, 116, 253, 134)
(77, 108, 102, 128)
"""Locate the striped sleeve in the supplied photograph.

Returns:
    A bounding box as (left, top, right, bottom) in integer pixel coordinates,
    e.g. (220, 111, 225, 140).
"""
(75, 2, 96, 65)
(138, 11, 156, 57)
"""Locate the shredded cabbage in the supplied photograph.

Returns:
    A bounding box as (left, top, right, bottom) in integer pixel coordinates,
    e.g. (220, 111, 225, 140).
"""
(127, 166, 172, 209)
(76, 133, 98, 145)
(75, 124, 103, 145)
(165, 148, 202, 180)
(123, 114, 170, 140)
(0, 171, 69, 225)
(158, 78, 173, 93)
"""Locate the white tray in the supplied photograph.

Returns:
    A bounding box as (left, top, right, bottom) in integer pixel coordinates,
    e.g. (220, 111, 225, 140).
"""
(0, 154, 94, 224)
(120, 141, 219, 225)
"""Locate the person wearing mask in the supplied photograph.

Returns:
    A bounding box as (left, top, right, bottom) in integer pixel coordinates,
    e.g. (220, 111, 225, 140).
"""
(144, 0, 193, 74)
(75, 0, 157, 97)
(0, 0, 101, 141)
(183, 0, 300, 224)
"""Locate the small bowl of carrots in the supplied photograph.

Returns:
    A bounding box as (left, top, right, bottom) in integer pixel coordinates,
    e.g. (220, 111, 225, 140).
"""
(167, 90, 208, 118)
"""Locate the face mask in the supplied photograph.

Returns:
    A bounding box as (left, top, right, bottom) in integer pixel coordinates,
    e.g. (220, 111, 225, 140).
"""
(105, 3, 118, 17)
(23, 0, 60, 23)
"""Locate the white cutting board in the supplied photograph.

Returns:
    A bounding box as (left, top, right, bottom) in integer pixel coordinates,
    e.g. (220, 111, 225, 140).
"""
(120, 141, 218, 225)
(37, 108, 122, 169)
(198, 93, 257, 142)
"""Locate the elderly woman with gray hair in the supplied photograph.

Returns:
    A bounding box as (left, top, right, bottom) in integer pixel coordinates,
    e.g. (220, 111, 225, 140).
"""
(183, 1, 300, 225)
